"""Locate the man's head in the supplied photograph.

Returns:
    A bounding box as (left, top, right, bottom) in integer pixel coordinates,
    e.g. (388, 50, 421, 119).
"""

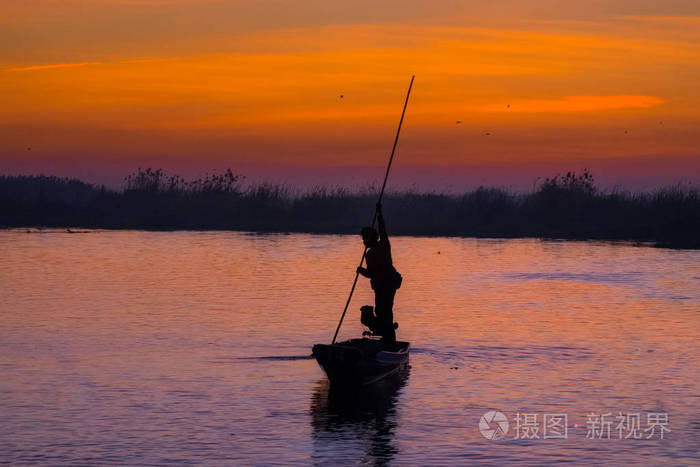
(361, 226, 378, 247)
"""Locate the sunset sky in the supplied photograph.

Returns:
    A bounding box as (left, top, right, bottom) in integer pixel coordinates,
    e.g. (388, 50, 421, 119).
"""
(2, 0, 699, 189)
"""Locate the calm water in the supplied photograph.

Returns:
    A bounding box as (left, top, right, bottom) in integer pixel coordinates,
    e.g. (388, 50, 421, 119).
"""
(1, 230, 698, 465)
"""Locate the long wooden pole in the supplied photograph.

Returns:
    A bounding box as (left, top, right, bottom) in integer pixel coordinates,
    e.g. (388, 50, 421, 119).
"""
(331, 75, 414, 344)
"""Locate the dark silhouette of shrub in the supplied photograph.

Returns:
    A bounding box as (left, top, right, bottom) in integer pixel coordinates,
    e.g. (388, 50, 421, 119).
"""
(0, 169, 697, 248)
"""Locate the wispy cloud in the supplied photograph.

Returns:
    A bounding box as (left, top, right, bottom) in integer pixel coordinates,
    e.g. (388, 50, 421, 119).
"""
(7, 61, 103, 72)
(624, 15, 700, 25)
(465, 95, 664, 113)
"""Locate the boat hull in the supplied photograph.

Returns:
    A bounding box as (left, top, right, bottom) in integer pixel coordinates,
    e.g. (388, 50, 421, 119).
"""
(312, 338, 410, 385)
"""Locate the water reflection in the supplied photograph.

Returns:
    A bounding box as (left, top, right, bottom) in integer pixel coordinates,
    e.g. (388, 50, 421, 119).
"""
(310, 366, 410, 466)
(3, 231, 698, 464)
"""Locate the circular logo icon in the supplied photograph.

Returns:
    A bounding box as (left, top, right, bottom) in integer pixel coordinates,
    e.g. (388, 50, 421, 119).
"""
(479, 410, 509, 440)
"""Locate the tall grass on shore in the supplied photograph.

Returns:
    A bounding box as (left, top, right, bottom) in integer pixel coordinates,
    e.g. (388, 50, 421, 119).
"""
(1, 168, 698, 248)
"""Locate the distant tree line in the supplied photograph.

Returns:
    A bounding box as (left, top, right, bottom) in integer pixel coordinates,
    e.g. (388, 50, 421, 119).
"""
(1, 168, 698, 248)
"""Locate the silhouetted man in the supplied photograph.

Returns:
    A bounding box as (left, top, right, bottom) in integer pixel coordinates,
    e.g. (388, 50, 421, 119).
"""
(357, 203, 402, 347)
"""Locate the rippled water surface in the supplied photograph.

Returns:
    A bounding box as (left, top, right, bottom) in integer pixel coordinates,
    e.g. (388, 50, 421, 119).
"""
(1, 230, 698, 465)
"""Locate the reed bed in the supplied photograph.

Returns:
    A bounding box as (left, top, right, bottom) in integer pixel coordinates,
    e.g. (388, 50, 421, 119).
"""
(1, 169, 698, 248)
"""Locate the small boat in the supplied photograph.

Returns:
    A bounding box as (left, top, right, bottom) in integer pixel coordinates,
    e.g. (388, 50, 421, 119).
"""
(314, 77, 414, 387)
(312, 338, 410, 385)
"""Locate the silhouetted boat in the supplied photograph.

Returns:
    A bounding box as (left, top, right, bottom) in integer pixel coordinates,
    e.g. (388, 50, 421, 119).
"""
(312, 338, 410, 385)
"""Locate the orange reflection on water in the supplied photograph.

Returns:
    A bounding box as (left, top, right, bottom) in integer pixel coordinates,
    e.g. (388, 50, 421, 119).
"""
(0, 231, 698, 464)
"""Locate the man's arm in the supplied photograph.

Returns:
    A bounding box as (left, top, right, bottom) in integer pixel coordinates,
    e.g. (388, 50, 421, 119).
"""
(377, 203, 389, 245)
(357, 266, 370, 278)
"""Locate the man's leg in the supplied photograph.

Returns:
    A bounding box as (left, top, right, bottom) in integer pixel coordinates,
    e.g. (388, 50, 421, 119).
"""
(374, 289, 396, 346)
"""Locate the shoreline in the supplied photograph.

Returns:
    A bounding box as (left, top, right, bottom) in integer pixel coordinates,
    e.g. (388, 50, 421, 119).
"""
(2, 171, 698, 250)
(3, 226, 695, 250)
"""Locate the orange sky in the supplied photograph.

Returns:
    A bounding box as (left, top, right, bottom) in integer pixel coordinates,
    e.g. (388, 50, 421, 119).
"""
(1, 0, 699, 188)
